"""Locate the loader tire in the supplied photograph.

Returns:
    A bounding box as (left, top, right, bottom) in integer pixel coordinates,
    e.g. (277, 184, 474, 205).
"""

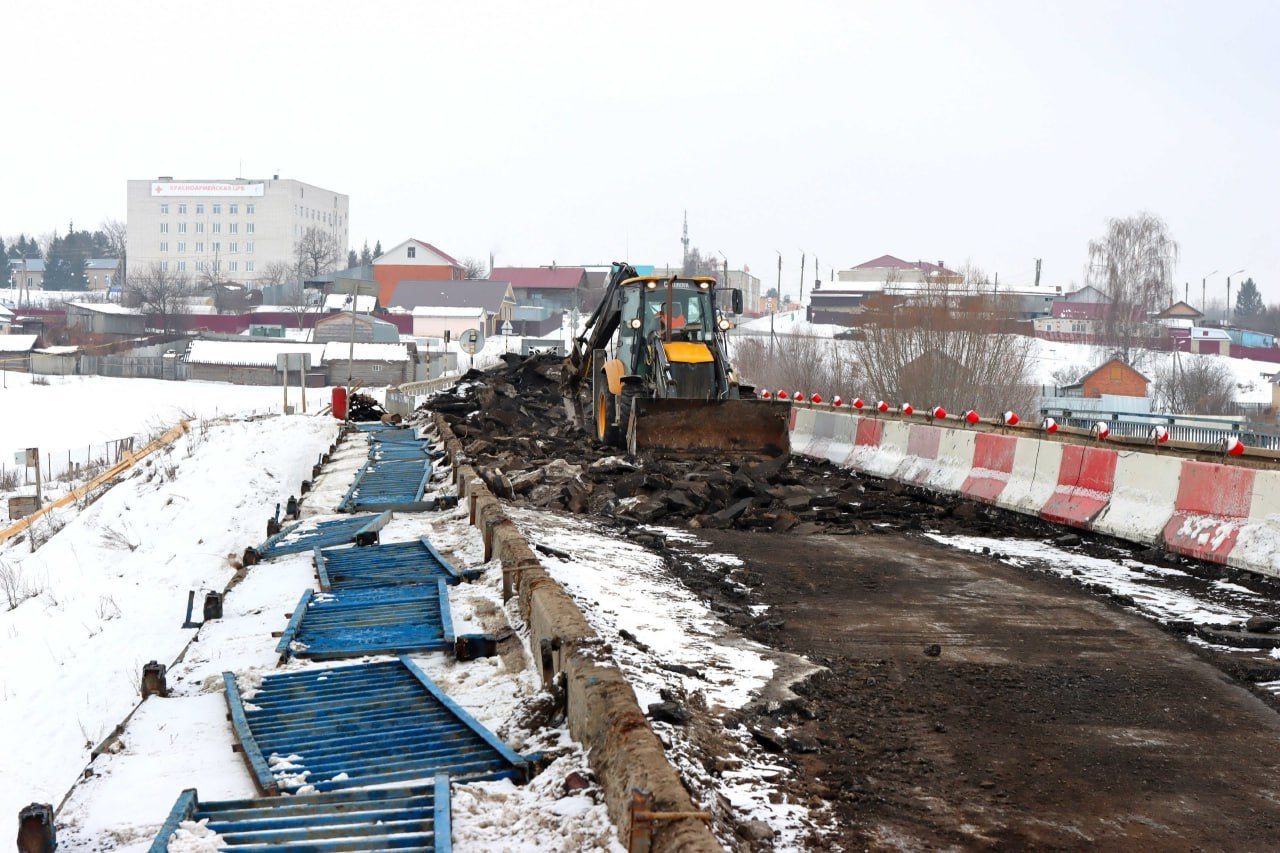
(596, 388, 623, 447)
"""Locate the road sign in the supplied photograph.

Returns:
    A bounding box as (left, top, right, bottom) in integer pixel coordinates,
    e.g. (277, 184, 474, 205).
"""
(460, 328, 484, 355)
(501, 320, 513, 336)
(276, 353, 312, 372)
(14, 449, 37, 467)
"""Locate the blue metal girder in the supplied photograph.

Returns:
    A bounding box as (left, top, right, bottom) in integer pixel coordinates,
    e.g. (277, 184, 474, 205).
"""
(337, 459, 434, 513)
(276, 581, 455, 662)
(256, 513, 391, 561)
(150, 775, 452, 851)
(223, 658, 528, 795)
(315, 538, 473, 592)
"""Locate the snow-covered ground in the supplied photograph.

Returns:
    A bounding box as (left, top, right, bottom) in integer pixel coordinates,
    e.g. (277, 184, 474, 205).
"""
(25, 422, 621, 851)
(0, 373, 332, 485)
(0, 414, 337, 832)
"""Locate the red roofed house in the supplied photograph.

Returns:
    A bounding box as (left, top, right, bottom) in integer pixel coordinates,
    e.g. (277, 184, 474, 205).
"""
(490, 265, 589, 312)
(834, 255, 963, 286)
(372, 238, 464, 306)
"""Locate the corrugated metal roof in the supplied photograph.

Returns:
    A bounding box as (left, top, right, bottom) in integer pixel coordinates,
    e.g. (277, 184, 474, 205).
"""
(389, 280, 513, 312)
(490, 266, 587, 289)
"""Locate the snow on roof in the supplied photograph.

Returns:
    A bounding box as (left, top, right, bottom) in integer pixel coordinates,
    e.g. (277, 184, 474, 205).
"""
(0, 305, 13, 317)
(34, 345, 79, 355)
(67, 301, 140, 315)
(322, 342, 410, 362)
(0, 334, 37, 352)
(186, 340, 326, 367)
(410, 305, 486, 318)
(323, 293, 376, 312)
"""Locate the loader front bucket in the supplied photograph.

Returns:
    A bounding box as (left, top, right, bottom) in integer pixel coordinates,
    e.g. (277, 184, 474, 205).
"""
(629, 398, 792, 457)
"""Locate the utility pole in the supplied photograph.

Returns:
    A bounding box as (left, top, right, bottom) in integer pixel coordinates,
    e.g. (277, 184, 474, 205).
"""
(772, 251, 782, 359)
(1034, 258, 1042, 288)
(1202, 270, 1216, 314)
(798, 252, 806, 308)
(1227, 269, 1245, 325)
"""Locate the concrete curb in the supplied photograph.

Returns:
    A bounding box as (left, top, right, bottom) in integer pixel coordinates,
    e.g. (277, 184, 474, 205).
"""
(433, 413, 720, 853)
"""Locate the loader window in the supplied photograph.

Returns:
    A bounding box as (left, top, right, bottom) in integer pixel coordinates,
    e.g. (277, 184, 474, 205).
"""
(642, 287, 714, 343)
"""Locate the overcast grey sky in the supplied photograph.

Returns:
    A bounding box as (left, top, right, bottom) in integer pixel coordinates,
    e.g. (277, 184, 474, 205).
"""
(6, 1, 1278, 303)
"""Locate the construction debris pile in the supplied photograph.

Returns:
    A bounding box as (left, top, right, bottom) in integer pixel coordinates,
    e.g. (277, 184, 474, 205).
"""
(347, 392, 391, 422)
(421, 353, 1024, 538)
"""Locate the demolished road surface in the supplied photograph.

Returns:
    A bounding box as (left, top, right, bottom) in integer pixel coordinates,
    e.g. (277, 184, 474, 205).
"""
(423, 352, 1280, 849)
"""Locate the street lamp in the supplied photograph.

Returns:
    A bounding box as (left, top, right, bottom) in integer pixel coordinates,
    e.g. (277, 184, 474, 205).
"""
(1201, 270, 1216, 315)
(1227, 268, 1245, 324)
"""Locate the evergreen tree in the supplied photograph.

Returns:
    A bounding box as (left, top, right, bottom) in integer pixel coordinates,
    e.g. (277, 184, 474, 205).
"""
(359, 241, 373, 266)
(373, 240, 382, 259)
(7, 234, 42, 260)
(0, 238, 9, 288)
(347, 249, 359, 269)
(1236, 277, 1264, 319)
(43, 226, 93, 290)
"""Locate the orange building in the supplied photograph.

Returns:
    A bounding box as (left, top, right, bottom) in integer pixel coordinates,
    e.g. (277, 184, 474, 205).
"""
(1067, 359, 1150, 399)
(372, 238, 464, 305)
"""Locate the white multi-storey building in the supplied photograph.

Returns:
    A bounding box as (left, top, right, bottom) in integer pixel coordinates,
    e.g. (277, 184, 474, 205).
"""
(126, 176, 349, 286)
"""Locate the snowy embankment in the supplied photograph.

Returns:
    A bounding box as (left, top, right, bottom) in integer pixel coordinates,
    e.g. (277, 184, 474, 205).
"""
(0, 414, 337, 828)
(47, 426, 621, 850)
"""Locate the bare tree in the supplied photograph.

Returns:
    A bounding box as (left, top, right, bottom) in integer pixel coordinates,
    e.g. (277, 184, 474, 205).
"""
(461, 256, 488, 279)
(259, 260, 296, 287)
(279, 282, 316, 332)
(1152, 356, 1236, 415)
(849, 285, 1039, 415)
(294, 227, 343, 279)
(1087, 212, 1179, 360)
(127, 263, 194, 332)
(100, 218, 127, 285)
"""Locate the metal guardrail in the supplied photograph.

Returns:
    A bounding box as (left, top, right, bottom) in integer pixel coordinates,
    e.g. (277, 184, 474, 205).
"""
(386, 373, 466, 417)
(316, 537, 472, 591)
(1041, 406, 1280, 450)
(150, 777, 452, 851)
(276, 580, 456, 661)
(252, 513, 390, 561)
(223, 657, 529, 794)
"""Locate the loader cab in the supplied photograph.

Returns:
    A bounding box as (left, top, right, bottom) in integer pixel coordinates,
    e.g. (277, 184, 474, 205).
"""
(615, 276, 726, 399)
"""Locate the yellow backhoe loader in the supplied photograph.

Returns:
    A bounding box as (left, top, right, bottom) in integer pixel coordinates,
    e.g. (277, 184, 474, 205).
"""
(563, 263, 790, 456)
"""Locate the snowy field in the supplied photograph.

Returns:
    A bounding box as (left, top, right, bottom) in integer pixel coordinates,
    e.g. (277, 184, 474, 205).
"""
(0, 373, 332, 483)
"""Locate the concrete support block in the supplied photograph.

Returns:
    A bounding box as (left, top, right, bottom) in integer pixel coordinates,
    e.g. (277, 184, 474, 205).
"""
(16, 803, 55, 853)
(203, 591, 224, 621)
(141, 661, 168, 698)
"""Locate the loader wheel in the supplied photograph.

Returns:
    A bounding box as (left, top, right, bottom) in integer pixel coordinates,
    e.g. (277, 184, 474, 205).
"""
(596, 389, 622, 446)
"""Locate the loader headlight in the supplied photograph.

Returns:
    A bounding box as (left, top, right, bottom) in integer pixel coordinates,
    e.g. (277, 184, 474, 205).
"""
(629, 318, 642, 329)
(718, 318, 732, 331)
(698, 281, 711, 290)
(646, 281, 658, 290)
